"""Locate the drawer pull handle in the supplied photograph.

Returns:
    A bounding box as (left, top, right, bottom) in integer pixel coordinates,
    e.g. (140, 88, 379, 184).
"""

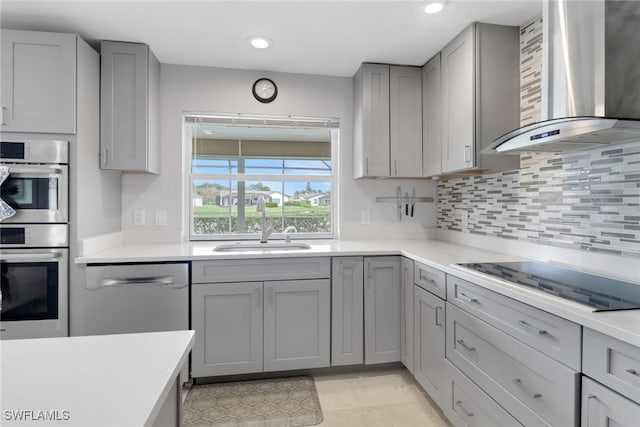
(456, 339, 476, 352)
(455, 400, 474, 417)
(517, 320, 547, 336)
(625, 369, 640, 378)
(585, 394, 597, 427)
(435, 306, 443, 326)
(458, 292, 477, 304)
(513, 378, 542, 399)
(420, 271, 438, 286)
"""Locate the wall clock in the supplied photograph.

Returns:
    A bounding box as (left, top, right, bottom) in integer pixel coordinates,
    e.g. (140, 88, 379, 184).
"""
(252, 78, 278, 103)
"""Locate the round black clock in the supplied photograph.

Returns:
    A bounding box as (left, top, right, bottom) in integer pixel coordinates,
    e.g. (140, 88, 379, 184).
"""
(252, 78, 278, 103)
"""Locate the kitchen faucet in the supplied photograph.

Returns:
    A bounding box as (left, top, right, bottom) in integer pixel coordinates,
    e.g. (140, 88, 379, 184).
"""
(256, 196, 273, 243)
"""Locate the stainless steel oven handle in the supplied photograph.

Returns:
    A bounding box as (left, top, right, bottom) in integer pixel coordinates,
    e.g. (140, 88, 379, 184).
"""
(6, 166, 64, 175)
(100, 276, 186, 289)
(1, 252, 62, 261)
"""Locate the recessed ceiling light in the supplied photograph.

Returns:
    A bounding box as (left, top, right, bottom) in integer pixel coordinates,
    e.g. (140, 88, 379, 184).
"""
(423, 1, 446, 14)
(248, 36, 272, 49)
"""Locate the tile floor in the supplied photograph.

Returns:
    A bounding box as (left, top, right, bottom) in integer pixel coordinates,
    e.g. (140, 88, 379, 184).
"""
(313, 367, 451, 427)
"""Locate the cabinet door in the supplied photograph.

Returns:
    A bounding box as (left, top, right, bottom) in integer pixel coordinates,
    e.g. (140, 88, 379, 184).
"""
(422, 53, 442, 177)
(414, 285, 446, 407)
(101, 41, 159, 173)
(355, 63, 390, 177)
(390, 66, 422, 177)
(1, 30, 76, 133)
(441, 24, 475, 173)
(582, 377, 640, 427)
(401, 258, 415, 374)
(191, 282, 263, 377)
(331, 257, 364, 366)
(364, 256, 401, 364)
(264, 279, 330, 371)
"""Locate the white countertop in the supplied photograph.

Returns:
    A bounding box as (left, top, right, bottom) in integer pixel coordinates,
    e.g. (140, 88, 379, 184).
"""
(0, 330, 194, 426)
(75, 239, 640, 347)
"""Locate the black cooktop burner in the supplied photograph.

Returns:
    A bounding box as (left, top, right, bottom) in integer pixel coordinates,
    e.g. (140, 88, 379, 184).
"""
(456, 262, 640, 312)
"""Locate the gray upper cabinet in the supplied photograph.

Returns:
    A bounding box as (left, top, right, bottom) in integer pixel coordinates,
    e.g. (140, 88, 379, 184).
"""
(353, 63, 390, 177)
(440, 23, 520, 175)
(353, 63, 422, 178)
(389, 66, 422, 177)
(331, 257, 364, 366)
(422, 53, 442, 177)
(364, 256, 401, 364)
(1, 30, 76, 134)
(263, 279, 330, 372)
(100, 41, 159, 173)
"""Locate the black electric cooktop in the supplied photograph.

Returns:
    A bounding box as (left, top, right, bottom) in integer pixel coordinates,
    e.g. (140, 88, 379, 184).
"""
(456, 261, 640, 312)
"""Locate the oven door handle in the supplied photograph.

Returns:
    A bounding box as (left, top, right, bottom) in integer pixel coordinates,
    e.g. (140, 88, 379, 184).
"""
(98, 276, 186, 289)
(5, 166, 64, 175)
(1, 252, 62, 261)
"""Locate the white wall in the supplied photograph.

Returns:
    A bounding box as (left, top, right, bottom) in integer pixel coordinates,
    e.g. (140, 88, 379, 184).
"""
(121, 64, 436, 243)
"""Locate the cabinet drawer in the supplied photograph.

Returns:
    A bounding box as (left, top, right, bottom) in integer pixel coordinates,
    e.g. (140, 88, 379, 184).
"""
(582, 376, 640, 427)
(447, 275, 581, 369)
(444, 360, 522, 427)
(583, 328, 640, 403)
(415, 262, 446, 299)
(192, 257, 330, 283)
(446, 303, 579, 427)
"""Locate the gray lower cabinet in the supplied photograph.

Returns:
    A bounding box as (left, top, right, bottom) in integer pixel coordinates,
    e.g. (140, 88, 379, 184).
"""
(443, 360, 522, 427)
(400, 257, 415, 374)
(1, 29, 77, 133)
(414, 284, 445, 407)
(191, 282, 263, 377)
(582, 328, 640, 403)
(447, 302, 579, 426)
(364, 256, 401, 364)
(192, 279, 330, 377)
(582, 377, 640, 427)
(331, 257, 364, 366)
(191, 258, 331, 378)
(263, 279, 330, 372)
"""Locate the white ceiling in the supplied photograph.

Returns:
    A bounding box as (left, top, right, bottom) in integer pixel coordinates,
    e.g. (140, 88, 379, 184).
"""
(0, 0, 542, 77)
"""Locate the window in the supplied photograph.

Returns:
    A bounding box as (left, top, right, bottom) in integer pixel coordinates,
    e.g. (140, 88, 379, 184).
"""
(187, 114, 337, 240)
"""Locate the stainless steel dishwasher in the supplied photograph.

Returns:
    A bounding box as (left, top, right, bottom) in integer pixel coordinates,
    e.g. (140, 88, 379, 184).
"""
(84, 263, 189, 336)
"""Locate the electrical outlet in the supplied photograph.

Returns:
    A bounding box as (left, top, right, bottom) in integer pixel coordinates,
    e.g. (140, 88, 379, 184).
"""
(461, 210, 469, 227)
(133, 209, 146, 227)
(360, 210, 371, 225)
(155, 209, 167, 226)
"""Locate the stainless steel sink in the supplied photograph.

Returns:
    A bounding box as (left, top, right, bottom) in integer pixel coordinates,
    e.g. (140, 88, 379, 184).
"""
(213, 242, 312, 252)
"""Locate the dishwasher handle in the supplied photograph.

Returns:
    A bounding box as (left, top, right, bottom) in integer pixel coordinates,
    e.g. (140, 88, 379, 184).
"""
(94, 275, 186, 290)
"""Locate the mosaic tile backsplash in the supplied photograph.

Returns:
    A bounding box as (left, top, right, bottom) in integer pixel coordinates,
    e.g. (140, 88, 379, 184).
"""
(520, 16, 543, 126)
(437, 141, 640, 258)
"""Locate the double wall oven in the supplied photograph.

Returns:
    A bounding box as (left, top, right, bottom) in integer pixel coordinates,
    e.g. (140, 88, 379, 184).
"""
(1, 140, 69, 339)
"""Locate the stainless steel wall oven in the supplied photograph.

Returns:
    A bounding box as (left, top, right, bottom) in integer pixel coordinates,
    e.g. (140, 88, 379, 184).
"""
(1, 140, 69, 339)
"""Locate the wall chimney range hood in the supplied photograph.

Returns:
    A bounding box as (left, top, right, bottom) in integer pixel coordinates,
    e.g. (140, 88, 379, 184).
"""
(485, 0, 640, 154)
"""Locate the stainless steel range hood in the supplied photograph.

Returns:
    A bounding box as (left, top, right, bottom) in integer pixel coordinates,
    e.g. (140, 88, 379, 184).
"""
(485, 0, 640, 154)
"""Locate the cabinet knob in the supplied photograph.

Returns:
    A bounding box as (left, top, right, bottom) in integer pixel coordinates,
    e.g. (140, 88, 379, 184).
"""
(1, 106, 7, 126)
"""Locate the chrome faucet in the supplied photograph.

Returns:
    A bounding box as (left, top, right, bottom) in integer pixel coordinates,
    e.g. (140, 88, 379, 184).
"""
(256, 196, 273, 243)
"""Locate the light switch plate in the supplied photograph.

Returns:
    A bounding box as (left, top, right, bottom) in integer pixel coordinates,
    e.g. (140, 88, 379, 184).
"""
(155, 209, 167, 226)
(133, 209, 146, 226)
(361, 210, 371, 225)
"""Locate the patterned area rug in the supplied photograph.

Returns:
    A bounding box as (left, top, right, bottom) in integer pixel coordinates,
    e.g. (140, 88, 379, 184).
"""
(183, 376, 324, 427)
